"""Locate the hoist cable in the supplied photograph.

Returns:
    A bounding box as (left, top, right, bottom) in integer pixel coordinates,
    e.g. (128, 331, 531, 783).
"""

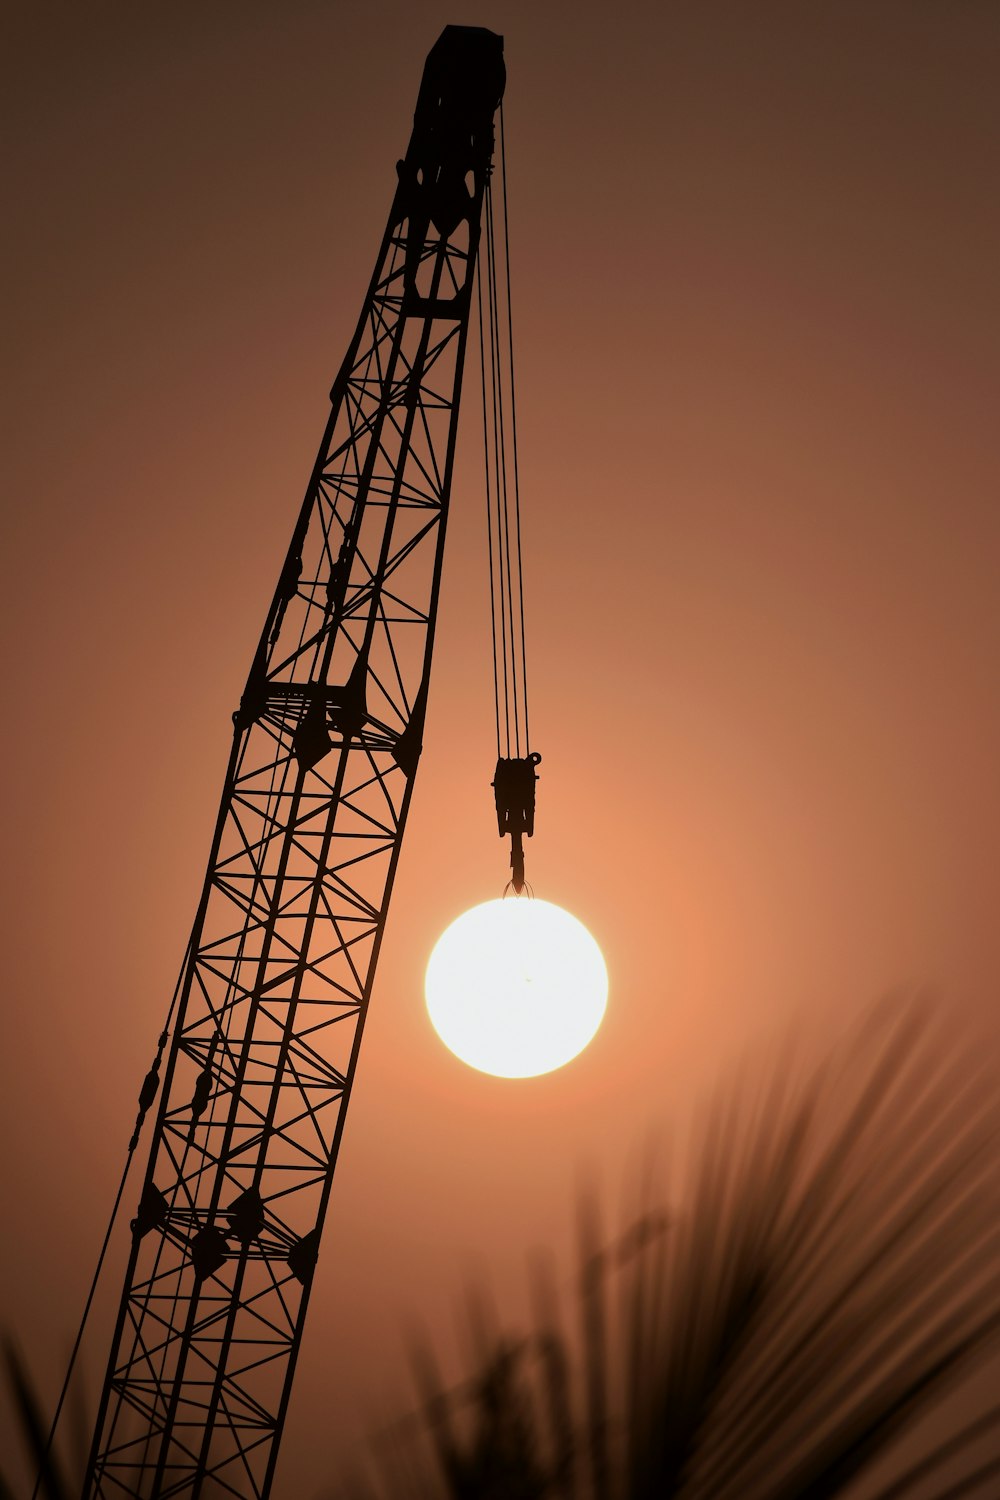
(479, 108, 534, 809)
(477, 246, 502, 759)
(491, 184, 514, 755)
(485, 182, 511, 754)
(29, 1153, 132, 1500)
(486, 174, 521, 758)
(29, 943, 191, 1500)
(499, 103, 530, 751)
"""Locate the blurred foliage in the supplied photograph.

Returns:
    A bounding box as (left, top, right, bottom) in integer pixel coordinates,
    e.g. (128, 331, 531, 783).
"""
(4, 1003, 999, 1499)
(334, 1004, 1000, 1500)
(1, 1338, 77, 1500)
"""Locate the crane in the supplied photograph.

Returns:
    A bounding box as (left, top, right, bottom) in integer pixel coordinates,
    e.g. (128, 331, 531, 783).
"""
(77, 25, 534, 1497)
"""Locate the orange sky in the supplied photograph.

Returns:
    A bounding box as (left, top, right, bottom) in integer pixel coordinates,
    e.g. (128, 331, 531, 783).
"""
(3, 2, 999, 1494)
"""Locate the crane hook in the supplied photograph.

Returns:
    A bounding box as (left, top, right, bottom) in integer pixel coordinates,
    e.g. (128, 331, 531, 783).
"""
(492, 752, 541, 894)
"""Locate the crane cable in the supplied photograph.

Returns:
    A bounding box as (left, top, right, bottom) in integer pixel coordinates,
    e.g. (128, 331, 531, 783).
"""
(479, 105, 540, 896)
(28, 947, 190, 1500)
(480, 103, 530, 761)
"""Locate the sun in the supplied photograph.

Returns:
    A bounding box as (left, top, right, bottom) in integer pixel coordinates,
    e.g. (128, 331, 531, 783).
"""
(425, 897, 608, 1078)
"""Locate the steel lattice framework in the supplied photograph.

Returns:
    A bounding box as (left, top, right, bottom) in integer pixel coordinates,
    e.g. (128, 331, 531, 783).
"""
(84, 27, 505, 1499)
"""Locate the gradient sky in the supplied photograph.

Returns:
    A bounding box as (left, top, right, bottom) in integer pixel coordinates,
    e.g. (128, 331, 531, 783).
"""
(3, 2, 999, 1493)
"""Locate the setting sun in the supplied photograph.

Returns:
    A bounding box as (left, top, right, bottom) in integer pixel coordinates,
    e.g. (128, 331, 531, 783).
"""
(425, 897, 608, 1078)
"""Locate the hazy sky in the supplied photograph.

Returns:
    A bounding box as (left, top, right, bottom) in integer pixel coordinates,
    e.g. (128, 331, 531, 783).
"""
(3, 2, 999, 1493)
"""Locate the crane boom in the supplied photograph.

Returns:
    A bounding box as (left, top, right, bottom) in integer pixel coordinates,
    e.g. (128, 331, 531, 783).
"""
(84, 27, 505, 1498)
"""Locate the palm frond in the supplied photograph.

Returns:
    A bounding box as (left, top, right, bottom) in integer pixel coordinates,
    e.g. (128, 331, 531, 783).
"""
(340, 1002, 1000, 1500)
(1, 1339, 72, 1500)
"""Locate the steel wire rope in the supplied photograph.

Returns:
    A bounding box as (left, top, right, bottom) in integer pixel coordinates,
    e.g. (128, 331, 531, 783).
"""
(29, 938, 193, 1500)
(485, 184, 509, 750)
(482, 142, 530, 764)
(484, 180, 512, 755)
(499, 104, 531, 751)
(486, 174, 522, 758)
(477, 219, 503, 759)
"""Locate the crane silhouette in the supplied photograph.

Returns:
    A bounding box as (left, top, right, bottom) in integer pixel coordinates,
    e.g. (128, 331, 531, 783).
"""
(78, 27, 536, 1498)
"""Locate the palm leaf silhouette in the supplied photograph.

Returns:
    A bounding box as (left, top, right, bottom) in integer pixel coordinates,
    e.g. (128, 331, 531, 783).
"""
(5, 1004, 997, 1498)
(340, 1003, 1000, 1499)
(1, 1340, 73, 1500)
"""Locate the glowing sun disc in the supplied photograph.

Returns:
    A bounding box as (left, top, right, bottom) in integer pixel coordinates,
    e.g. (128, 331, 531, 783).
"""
(425, 897, 608, 1078)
